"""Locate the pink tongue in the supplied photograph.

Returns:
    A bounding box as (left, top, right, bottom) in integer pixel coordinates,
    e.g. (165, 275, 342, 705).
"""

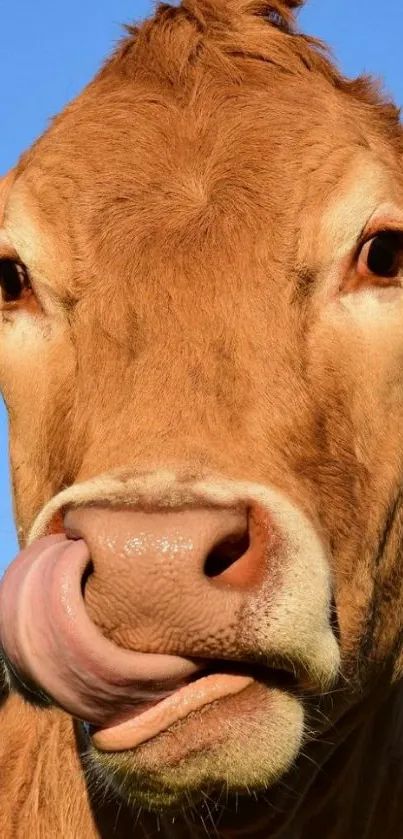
(0, 535, 201, 726)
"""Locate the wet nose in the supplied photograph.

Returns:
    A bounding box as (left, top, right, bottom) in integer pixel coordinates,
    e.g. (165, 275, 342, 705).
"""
(63, 504, 280, 658)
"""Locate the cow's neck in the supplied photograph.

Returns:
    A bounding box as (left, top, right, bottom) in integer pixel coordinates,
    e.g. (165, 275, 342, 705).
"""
(2, 687, 403, 839)
(291, 680, 403, 839)
(216, 682, 403, 839)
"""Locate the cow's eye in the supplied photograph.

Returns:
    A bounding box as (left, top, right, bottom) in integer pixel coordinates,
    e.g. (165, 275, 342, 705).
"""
(0, 260, 32, 305)
(357, 231, 403, 281)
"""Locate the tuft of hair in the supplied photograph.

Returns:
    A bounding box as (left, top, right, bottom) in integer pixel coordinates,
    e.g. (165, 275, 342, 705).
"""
(96, 0, 401, 146)
(124, 0, 304, 35)
(215, 0, 305, 29)
(177, 0, 305, 31)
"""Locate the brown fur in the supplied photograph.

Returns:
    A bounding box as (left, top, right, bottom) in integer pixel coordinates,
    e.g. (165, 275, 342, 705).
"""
(1, 0, 403, 836)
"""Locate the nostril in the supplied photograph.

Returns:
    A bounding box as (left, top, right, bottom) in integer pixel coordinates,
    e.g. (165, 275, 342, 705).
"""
(80, 559, 94, 598)
(204, 529, 250, 579)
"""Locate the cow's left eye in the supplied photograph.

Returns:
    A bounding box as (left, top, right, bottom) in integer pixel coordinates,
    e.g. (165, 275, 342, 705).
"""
(357, 231, 403, 281)
(0, 260, 32, 305)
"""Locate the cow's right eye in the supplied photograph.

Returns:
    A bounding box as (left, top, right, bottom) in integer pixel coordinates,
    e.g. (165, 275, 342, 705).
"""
(357, 231, 403, 282)
(0, 260, 33, 305)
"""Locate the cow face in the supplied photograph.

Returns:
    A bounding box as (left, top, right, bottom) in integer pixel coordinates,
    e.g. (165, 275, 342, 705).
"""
(0, 0, 403, 822)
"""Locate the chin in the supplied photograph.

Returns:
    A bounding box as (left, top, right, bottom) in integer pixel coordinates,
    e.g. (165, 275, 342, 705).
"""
(86, 682, 305, 811)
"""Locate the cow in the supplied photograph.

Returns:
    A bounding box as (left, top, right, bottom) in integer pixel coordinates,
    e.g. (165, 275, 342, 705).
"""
(1, 0, 403, 836)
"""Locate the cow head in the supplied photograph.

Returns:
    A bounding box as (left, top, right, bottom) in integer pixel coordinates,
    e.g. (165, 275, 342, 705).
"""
(0, 0, 403, 829)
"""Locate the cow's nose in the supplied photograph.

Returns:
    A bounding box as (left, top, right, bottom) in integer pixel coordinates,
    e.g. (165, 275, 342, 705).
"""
(63, 505, 280, 657)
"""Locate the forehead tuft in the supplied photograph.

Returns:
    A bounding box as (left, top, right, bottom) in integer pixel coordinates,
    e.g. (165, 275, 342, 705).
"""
(12, 0, 403, 250)
(97, 0, 400, 121)
(15, 0, 401, 186)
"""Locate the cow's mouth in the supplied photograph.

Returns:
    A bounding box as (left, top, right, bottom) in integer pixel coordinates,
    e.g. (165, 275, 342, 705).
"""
(84, 662, 299, 752)
(0, 530, 321, 763)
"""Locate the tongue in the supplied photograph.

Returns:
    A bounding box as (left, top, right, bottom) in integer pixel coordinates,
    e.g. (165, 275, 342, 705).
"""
(0, 535, 201, 726)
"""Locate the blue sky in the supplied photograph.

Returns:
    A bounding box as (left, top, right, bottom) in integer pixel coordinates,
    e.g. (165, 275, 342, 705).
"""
(0, 0, 402, 573)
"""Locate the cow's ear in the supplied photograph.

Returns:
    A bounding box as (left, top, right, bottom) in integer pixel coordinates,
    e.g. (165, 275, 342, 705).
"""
(0, 170, 16, 228)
